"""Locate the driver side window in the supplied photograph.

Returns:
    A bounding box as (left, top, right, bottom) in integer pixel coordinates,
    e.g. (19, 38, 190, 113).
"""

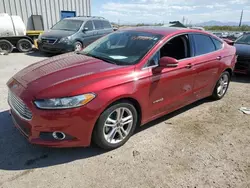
(146, 34, 191, 67)
(84, 21, 94, 31)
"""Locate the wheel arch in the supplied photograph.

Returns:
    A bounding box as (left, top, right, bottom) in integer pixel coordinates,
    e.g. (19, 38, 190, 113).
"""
(90, 97, 142, 147)
(90, 96, 142, 142)
(224, 68, 233, 77)
(105, 97, 142, 126)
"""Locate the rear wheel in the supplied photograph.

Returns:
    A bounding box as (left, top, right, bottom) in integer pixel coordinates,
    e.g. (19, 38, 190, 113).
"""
(0, 40, 13, 53)
(212, 71, 230, 100)
(93, 102, 138, 150)
(16, 39, 33, 52)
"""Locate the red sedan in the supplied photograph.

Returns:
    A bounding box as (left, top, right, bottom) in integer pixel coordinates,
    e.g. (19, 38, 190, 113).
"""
(7, 27, 236, 150)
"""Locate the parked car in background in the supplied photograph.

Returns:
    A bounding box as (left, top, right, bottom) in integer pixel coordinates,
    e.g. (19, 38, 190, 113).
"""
(213, 32, 223, 38)
(233, 32, 243, 39)
(234, 33, 250, 74)
(37, 16, 113, 53)
(7, 27, 236, 150)
(222, 32, 229, 38)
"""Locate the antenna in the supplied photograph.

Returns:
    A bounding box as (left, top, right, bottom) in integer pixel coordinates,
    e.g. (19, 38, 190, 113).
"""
(239, 10, 243, 27)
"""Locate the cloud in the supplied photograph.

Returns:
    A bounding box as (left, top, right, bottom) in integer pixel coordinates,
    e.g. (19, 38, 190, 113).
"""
(99, 0, 250, 23)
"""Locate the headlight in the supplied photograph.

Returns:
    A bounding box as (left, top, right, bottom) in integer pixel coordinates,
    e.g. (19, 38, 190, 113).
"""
(58, 36, 71, 43)
(34, 93, 96, 109)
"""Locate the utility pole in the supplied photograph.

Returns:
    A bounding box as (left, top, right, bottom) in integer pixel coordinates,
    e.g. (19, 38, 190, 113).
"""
(182, 16, 185, 24)
(239, 10, 243, 27)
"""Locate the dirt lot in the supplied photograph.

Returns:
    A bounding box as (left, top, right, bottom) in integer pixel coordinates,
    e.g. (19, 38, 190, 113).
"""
(0, 51, 249, 188)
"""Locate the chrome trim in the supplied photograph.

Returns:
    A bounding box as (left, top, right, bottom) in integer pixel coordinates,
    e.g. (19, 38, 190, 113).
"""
(8, 91, 32, 121)
(41, 37, 58, 45)
(52, 132, 66, 140)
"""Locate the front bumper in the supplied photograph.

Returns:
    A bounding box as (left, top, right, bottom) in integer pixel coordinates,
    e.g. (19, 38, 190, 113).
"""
(9, 107, 97, 148)
(37, 41, 74, 54)
(8, 90, 99, 148)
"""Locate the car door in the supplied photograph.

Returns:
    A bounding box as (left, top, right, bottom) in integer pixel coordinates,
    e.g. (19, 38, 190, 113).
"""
(102, 20, 114, 35)
(93, 20, 105, 41)
(190, 34, 222, 99)
(79, 20, 95, 46)
(145, 34, 197, 119)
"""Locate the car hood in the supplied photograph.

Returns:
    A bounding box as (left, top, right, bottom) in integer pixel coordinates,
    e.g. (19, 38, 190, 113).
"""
(234, 43, 250, 57)
(10, 53, 134, 99)
(41, 30, 76, 39)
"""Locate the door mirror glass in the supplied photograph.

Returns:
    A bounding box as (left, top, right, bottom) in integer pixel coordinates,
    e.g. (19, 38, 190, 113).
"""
(159, 57, 178, 68)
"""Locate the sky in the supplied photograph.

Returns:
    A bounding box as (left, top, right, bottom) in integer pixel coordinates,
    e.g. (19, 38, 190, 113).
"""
(92, 0, 250, 24)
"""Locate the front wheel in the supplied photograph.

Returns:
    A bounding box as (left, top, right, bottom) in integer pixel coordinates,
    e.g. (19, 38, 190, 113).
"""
(93, 102, 138, 150)
(74, 41, 83, 52)
(212, 71, 230, 100)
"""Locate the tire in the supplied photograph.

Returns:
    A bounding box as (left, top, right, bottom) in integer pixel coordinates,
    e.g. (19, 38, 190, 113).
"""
(212, 71, 230, 100)
(74, 41, 83, 51)
(93, 102, 138, 150)
(16, 39, 33, 52)
(0, 40, 13, 53)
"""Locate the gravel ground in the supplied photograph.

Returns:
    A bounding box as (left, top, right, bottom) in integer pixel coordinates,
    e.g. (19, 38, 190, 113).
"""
(0, 51, 250, 188)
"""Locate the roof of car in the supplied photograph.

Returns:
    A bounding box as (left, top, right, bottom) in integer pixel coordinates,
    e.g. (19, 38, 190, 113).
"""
(64, 16, 108, 21)
(121, 26, 207, 36)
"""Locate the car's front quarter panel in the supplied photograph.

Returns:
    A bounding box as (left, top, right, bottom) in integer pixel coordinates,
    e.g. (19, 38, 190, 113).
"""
(7, 64, 150, 147)
(7, 79, 99, 147)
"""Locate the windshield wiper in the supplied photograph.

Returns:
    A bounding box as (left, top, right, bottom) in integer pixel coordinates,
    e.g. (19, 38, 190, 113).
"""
(79, 53, 118, 65)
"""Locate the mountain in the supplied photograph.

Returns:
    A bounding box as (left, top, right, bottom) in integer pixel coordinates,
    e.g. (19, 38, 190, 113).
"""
(196, 20, 250, 26)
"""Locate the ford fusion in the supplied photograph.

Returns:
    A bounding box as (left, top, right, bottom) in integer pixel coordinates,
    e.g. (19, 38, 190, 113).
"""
(7, 27, 236, 150)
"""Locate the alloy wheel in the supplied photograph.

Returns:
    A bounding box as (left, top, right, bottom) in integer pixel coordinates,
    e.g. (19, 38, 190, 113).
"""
(217, 74, 229, 97)
(103, 107, 133, 144)
(74, 43, 82, 51)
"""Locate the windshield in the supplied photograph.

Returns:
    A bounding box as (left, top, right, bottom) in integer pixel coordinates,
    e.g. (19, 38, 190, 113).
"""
(51, 20, 83, 31)
(81, 31, 163, 65)
(235, 34, 250, 44)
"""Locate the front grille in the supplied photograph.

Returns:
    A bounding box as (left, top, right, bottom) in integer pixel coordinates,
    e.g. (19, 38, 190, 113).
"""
(41, 38, 57, 44)
(8, 91, 32, 120)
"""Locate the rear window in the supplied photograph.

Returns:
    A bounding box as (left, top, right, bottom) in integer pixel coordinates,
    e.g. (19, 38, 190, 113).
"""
(192, 34, 216, 56)
(93, 20, 103, 30)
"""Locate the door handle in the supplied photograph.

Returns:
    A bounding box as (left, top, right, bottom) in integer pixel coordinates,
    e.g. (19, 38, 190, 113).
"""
(186, 63, 193, 69)
(216, 56, 222, 60)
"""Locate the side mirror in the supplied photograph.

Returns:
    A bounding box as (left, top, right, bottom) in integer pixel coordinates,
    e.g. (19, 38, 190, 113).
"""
(159, 57, 178, 68)
(82, 27, 89, 32)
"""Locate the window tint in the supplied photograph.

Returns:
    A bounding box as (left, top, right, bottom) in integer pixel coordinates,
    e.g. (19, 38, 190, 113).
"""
(84, 21, 93, 31)
(160, 35, 190, 60)
(192, 34, 216, 56)
(103, 21, 112, 29)
(93, 20, 103, 30)
(212, 37, 223, 50)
